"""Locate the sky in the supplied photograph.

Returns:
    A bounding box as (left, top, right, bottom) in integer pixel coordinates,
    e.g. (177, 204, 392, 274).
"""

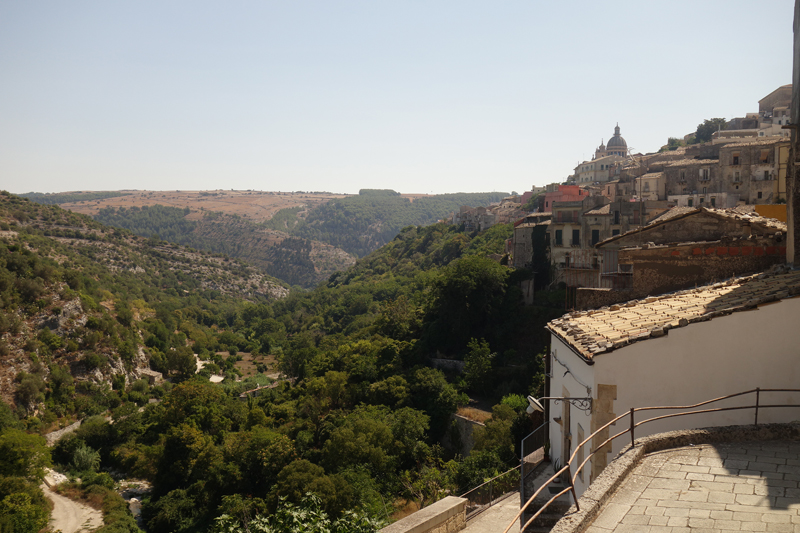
(0, 0, 795, 195)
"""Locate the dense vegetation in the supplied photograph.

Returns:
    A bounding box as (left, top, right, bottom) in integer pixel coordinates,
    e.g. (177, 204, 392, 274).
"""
(0, 191, 562, 533)
(20, 191, 131, 205)
(94, 205, 351, 289)
(264, 189, 508, 257)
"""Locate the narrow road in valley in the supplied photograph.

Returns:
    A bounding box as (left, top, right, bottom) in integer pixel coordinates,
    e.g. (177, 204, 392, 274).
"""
(42, 484, 103, 533)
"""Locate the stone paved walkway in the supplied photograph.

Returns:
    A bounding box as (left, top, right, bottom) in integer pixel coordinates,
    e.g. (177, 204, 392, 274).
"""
(586, 440, 800, 532)
(463, 492, 520, 533)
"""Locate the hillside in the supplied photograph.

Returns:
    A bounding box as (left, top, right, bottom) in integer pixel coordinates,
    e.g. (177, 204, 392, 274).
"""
(0, 192, 559, 533)
(265, 189, 509, 257)
(23, 189, 508, 288)
(92, 205, 354, 288)
(0, 191, 288, 408)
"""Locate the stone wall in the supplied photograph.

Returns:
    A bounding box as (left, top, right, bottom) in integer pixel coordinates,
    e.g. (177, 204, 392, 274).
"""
(380, 496, 467, 533)
(605, 211, 750, 248)
(442, 414, 484, 457)
(575, 238, 785, 310)
(624, 239, 785, 297)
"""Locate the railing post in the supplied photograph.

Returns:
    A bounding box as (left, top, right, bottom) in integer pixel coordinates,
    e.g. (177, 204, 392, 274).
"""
(630, 407, 635, 447)
(519, 435, 524, 509)
(565, 465, 580, 512)
(755, 387, 760, 426)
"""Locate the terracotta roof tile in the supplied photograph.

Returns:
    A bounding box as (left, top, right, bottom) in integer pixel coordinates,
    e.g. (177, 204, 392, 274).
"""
(547, 268, 800, 360)
(662, 159, 718, 167)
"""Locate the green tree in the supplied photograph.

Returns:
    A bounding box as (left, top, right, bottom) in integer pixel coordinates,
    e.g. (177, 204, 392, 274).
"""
(72, 444, 101, 472)
(473, 404, 517, 464)
(463, 338, 495, 394)
(0, 492, 50, 533)
(424, 256, 508, 353)
(0, 429, 51, 482)
(212, 493, 380, 533)
(694, 118, 727, 143)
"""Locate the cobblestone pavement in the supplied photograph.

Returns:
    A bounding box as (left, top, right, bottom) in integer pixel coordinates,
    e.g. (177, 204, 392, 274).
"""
(586, 440, 800, 533)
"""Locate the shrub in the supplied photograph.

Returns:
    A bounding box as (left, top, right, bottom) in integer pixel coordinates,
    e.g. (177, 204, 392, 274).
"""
(72, 444, 101, 472)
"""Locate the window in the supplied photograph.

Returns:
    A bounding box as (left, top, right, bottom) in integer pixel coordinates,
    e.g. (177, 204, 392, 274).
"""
(555, 230, 563, 246)
(760, 149, 770, 163)
(732, 152, 740, 165)
(703, 187, 707, 194)
(699, 197, 704, 204)
(764, 171, 770, 180)
(679, 171, 686, 181)
(612, 229, 620, 236)
(613, 211, 620, 225)
(688, 198, 693, 207)
(644, 182, 650, 192)
(758, 192, 763, 199)
(734, 171, 740, 182)
(711, 197, 716, 207)
(701, 168, 709, 180)
(572, 229, 580, 247)
(592, 229, 600, 245)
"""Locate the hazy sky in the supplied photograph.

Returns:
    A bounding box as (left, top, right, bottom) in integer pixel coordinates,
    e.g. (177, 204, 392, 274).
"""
(0, 1, 794, 195)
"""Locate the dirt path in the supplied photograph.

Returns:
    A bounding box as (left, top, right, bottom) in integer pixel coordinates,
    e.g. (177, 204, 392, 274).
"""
(42, 484, 103, 533)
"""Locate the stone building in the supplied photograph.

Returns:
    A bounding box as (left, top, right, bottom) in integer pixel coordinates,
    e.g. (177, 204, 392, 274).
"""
(663, 159, 723, 207)
(545, 268, 800, 497)
(718, 137, 789, 204)
(542, 185, 591, 212)
(573, 125, 628, 185)
(757, 84, 792, 138)
(452, 205, 495, 231)
(572, 206, 788, 309)
(511, 213, 551, 269)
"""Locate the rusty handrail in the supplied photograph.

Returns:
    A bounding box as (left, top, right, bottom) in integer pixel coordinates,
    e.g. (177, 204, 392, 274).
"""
(504, 387, 800, 533)
(459, 463, 520, 499)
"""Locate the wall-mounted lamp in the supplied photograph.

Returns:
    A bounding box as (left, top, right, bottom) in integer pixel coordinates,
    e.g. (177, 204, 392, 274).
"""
(527, 395, 593, 415)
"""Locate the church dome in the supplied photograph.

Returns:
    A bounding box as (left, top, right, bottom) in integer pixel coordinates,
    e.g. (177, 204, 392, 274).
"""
(607, 124, 627, 149)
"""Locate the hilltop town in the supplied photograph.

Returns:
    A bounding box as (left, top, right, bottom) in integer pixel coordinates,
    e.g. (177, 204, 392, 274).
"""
(449, 85, 792, 309)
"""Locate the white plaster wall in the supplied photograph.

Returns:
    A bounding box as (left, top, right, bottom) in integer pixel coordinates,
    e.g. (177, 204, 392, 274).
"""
(594, 297, 800, 464)
(547, 337, 595, 492)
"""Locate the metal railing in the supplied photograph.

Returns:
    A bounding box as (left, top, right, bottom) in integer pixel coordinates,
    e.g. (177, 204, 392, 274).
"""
(459, 464, 520, 520)
(504, 388, 800, 533)
(520, 422, 548, 483)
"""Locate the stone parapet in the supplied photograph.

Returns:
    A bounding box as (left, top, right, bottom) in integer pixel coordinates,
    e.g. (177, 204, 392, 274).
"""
(380, 496, 467, 533)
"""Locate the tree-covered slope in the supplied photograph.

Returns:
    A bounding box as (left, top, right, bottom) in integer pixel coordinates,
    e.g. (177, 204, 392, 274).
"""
(0, 193, 560, 533)
(20, 191, 132, 205)
(93, 205, 355, 289)
(264, 190, 508, 257)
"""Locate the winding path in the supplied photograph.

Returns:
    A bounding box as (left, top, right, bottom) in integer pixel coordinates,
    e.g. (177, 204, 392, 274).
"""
(42, 484, 103, 533)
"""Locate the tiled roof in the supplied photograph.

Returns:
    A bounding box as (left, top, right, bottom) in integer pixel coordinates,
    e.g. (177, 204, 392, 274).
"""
(638, 172, 664, 180)
(515, 220, 550, 228)
(662, 159, 718, 167)
(595, 206, 785, 248)
(722, 136, 789, 148)
(647, 206, 699, 224)
(548, 268, 800, 360)
(709, 208, 787, 232)
(585, 204, 612, 215)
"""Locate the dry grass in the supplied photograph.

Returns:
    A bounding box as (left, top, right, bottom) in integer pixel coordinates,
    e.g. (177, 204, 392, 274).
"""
(55, 484, 104, 510)
(60, 190, 350, 223)
(456, 406, 492, 424)
(59, 189, 433, 223)
(220, 352, 277, 377)
(390, 499, 420, 520)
